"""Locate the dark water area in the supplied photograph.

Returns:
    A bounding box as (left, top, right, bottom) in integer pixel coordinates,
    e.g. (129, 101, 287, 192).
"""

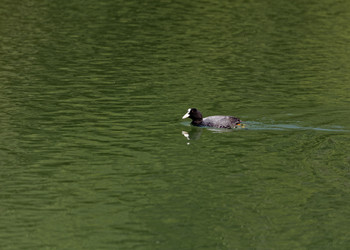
(1, 0, 350, 249)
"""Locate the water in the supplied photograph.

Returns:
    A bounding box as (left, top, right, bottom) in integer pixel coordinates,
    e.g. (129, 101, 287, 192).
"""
(1, 0, 350, 249)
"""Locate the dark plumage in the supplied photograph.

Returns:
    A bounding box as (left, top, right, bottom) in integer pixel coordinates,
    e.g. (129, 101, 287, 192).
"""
(182, 108, 241, 129)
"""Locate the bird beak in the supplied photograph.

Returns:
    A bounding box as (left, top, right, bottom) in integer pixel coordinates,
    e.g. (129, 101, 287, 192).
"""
(182, 112, 190, 119)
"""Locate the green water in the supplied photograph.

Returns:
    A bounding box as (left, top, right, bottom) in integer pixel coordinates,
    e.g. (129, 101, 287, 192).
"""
(1, 0, 350, 249)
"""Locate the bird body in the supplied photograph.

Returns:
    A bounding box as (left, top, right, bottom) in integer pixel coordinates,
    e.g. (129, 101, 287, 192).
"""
(182, 108, 241, 129)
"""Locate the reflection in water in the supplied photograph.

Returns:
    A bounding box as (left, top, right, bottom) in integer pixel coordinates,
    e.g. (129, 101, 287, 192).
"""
(182, 127, 203, 141)
(182, 124, 245, 141)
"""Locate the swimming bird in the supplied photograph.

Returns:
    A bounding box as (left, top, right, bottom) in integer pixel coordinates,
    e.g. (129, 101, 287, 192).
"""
(182, 108, 241, 129)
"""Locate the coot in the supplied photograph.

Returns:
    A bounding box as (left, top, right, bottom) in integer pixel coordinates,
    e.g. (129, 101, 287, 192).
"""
(182, 108, 241, 129)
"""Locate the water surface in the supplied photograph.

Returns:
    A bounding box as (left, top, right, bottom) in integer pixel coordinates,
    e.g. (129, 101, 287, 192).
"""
(0, 0, 350, 249)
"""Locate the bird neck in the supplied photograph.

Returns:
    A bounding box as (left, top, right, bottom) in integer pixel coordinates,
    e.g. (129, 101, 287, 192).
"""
(191, 118, 203, 126)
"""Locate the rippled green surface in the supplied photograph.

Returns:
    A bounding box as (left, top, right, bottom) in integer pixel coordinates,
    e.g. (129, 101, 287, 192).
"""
(1, 0, 350, 249)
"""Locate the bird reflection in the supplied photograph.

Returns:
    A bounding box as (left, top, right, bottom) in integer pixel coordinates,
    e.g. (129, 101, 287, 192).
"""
(182, 124, 246, 143)
(182, 127, 203, 141)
